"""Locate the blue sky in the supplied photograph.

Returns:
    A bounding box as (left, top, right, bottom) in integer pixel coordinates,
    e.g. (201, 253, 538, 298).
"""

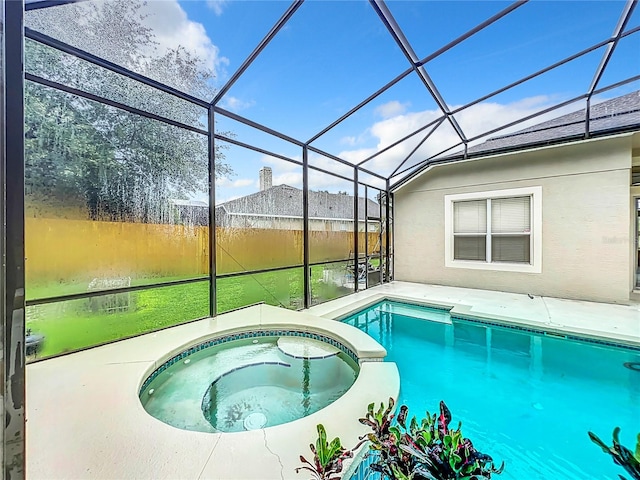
(131, 1, 640, 202)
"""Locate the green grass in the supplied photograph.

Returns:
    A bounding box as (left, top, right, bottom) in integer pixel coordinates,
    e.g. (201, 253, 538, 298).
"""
(27, 282, 209, 357)
(368, 257, 381, 268)
(26, 267, 350, 360)
(25, 274, 200, 301)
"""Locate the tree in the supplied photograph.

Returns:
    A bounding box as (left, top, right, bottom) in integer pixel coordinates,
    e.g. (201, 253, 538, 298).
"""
(24, 0, 232, 222)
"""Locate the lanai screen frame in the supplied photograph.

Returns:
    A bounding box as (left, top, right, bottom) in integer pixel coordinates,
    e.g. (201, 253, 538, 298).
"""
(17, 0, 640, 312)
(2, 0, 639, 475)
(19, 0, 396, 322)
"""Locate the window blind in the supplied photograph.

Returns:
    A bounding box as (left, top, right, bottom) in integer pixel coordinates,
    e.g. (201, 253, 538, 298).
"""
(454, 236, 486, 261)
(492, 236, 530, 263)
(491, 196, 530, 233)
(454, 200, 486, 233)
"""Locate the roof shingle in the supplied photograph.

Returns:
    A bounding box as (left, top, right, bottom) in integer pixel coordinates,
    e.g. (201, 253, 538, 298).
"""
(216, 185, 381, 220)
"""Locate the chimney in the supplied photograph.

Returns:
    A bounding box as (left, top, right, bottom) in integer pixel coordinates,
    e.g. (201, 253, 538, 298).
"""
(259, 167, 272, 191)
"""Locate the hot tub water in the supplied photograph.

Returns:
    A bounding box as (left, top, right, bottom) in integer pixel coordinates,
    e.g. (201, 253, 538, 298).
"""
(140, 336, 358, 433)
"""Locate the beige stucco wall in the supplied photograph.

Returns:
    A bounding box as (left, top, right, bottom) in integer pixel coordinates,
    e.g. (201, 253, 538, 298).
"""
(632, 183, 640, 292)
(394, 134, 634, 303)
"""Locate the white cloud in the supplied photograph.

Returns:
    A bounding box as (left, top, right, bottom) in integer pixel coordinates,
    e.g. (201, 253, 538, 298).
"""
(264, 154, 355, 192)
(338, 147, 378, 165)
(340, 108, 443, 174)
(142, 1, 229, 75)
(216, 177, 255, 188)
(223, 96, 256, 111)
(271, 170, 357, 191)
(339, 130, 371, 147)
(308, 154, 354, 178)
(216, 194, 241, 204)
(273, 172, 303, 188)
(342, 95, 581, 177)
(375, 100, 410, 118)
(309, 174, 343, 191)
(207, 0, 228, 16)
(27, 0, 229, 78)
(262, 155, 301, 170)
(263, 155, 303, 188)
(454, 95, 558, 139)
(226, 95, 585, 187)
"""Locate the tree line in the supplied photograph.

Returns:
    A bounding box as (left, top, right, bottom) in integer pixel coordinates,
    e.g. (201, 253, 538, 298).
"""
(25, 0, 232, 223)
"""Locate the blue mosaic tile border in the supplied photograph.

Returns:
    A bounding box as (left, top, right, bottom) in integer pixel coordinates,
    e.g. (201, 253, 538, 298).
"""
(451, 314, 640, 352)
(140, 330, 358, 395)
(210, 361, 291, 387)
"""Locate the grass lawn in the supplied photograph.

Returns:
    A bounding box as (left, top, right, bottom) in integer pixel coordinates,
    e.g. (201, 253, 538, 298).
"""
(25, 274, 202, 301)
(27, 266, 351, 360)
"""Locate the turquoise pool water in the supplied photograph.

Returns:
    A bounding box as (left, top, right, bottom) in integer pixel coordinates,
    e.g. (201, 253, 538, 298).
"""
(342, 300, 640, 480)
(140, 336, 358, 433)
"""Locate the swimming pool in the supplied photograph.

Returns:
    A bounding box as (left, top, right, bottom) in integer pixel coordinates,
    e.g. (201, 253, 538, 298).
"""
(140, 335, 359, 433)
(342, 300, 640, 480)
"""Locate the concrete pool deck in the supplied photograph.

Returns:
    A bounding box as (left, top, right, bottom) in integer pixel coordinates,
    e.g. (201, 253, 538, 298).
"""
(27, 282, 640, 479)
(309, 282, 640, 348)
(26, 304, 399, 480)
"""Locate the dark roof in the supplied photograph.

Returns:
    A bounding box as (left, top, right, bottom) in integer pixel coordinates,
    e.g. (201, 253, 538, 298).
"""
(216, 185, 380, 220)
(393, 90, 640, 191)
(465, 90, 640, 156)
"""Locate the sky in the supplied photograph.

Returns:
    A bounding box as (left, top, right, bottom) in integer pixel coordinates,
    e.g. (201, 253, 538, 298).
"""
(33, 0, 640, 203)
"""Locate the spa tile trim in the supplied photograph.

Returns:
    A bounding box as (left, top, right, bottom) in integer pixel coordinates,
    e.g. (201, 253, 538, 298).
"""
(451, 314, 640, 352)
(140, 329, 358, 395)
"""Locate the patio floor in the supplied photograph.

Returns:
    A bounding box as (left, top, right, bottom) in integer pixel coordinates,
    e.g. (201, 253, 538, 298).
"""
(309, 281, 640, 348)
(26, 281, 640, 479)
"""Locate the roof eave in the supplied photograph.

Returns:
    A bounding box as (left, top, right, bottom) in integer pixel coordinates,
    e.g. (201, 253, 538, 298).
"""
(390, 124, 640, 192)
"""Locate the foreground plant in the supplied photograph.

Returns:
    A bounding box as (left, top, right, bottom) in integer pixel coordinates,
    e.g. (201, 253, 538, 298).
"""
(359, 398, 504, 480)
(296, 424, 356, 480)
(589, 427, 640, 480)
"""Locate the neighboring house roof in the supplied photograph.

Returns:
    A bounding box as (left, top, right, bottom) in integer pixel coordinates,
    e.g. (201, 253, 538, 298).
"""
(464, 90, 640, 157)
(216, 185, 381, 220)
(169, 198, 209, 225)
(169, 199, 208, 207)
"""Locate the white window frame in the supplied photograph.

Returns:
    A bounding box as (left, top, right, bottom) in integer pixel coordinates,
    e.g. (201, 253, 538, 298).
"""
(444, 186, 542, 273)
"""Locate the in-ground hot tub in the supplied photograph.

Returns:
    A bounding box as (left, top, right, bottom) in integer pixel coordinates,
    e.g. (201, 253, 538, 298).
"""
(139, 330, 359, 433)
(28, 303, 399, 480)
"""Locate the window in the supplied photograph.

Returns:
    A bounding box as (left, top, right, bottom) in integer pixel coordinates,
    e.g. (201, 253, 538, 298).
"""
(445, 187, 541, 273)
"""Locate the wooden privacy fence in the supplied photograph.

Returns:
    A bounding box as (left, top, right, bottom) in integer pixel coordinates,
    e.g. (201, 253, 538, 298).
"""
(25, 218, 382, 285)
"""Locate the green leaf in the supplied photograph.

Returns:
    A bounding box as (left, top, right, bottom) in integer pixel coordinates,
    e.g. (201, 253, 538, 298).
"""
(613, 427, 622, 446)
(589, 431, 611, 453)
(328, 437, 342, 461)
(409, 416, 418, 435)
(389, 426, 402, 441)
(315, 424, 330, 466)
(420, 430, 432, 446)
(390, 463, 412, 480)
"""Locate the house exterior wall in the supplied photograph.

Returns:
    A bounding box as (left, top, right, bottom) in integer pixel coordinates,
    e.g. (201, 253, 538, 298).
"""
(394, 134, 634, 303)
(631, 183, 640, 291)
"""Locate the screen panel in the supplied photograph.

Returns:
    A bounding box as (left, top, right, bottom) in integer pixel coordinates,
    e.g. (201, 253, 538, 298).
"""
(26, 281, 209, 360)
(25, 82, 209, 301)
(214, 141, 303, 275)
(216, 267, 303, 313)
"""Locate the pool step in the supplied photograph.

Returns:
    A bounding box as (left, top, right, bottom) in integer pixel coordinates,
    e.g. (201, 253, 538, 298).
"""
(375, 304, 452, 324)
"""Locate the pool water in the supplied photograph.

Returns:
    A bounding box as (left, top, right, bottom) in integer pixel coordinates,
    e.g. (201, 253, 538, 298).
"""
(342, 300, 640, 480)
(140, 336, 358, 433)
